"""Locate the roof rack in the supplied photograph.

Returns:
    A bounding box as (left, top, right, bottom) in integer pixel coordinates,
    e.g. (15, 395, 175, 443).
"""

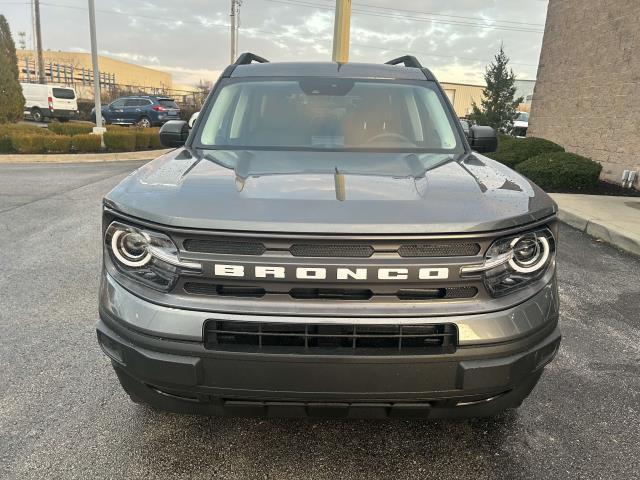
(234, 52, 269, 65)
(385, 55, 423, 69)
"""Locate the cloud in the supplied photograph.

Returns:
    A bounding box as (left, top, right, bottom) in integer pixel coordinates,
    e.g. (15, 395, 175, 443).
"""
(3, 0, 547, 87)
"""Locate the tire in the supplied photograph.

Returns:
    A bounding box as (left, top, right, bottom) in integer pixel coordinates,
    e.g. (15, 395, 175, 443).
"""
(31, 107, 43, 123)
(137, 116, 152, 128)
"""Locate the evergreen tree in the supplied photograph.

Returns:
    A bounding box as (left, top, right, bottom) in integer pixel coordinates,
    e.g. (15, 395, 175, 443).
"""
(0, 15, 25, 123)
(469, 45, 523, 131)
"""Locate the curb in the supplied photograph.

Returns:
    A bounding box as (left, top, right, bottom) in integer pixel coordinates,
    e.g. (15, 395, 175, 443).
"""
(557, 208, 640, 257)
(0, 148, 172, 164)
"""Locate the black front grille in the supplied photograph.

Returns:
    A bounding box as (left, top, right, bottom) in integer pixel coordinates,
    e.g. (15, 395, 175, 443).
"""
(183, 239, 266, 255)
(290, 244, 374, 258)
(398, 242, 480, 257)
(204, 320, 457, 355)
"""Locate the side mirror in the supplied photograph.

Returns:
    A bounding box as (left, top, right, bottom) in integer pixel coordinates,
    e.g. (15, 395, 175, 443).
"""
(469, 125, 498, 153)
(160, 120, 189, 148)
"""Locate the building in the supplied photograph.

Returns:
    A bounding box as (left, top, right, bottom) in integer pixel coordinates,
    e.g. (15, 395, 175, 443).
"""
(440, 82, 485, 117)
(17, 50, 173, 101)
(529, 0, 640, 187)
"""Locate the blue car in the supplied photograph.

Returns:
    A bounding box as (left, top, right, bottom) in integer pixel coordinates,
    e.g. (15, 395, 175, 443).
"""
(91, 95, 180, 128)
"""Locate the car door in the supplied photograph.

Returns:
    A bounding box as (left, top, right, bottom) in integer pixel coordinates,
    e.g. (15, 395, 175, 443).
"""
(122, 98, 142, 124)
(107, 99, 127, 123)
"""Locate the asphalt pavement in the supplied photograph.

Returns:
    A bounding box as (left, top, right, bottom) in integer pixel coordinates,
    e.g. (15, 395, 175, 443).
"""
(0, 161, 639, 480)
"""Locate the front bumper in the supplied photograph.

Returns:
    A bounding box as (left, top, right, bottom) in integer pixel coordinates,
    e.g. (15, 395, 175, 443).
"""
(97, 274, 560, 418)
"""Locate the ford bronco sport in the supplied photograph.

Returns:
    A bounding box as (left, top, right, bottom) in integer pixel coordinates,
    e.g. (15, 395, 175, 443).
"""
(97, 54, 560, 418)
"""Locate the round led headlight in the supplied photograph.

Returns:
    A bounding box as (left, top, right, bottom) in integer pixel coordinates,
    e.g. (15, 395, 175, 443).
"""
(111, 229, 152, 267)
(508, 234, 550, 273)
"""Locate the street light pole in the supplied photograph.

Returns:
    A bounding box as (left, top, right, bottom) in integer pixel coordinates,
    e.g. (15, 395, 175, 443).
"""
(332, 0, 352, 63)
(88, 0, 105, 143)
(230, 0, 237, 63)
(33, 0, 45, 83)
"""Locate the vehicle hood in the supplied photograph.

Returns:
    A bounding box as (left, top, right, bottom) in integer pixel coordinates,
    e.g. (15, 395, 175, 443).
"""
(104, 148, 556, 234)
(513, 120, 529, 128)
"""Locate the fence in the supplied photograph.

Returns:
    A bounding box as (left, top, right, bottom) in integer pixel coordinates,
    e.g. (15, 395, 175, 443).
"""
(18, 56, 207, 108)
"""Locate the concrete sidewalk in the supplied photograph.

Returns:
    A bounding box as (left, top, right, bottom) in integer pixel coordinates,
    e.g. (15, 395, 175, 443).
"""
(0, 148, 171, 164)
(550, 193, 640, 256)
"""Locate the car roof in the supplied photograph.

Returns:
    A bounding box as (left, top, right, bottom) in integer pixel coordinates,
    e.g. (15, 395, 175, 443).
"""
(230, 62, 430, 81)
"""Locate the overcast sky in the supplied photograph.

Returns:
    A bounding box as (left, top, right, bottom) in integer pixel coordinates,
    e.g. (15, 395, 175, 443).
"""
(2, 0, 548, 87)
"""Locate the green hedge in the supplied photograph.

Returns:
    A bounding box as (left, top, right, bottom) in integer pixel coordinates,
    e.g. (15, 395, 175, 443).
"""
(71, 133, 102, 153)
(48, 122, 94, 136)
(11, 134, 46, 154)
(0, 122, 162, 153)
(516, 152, 602, 191)
(487, 137, 565, 168)
(104, 130, 136, 152)
(43, 135, 72, 153)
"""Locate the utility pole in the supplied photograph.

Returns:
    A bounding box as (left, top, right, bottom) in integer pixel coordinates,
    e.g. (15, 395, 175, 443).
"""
(88, 0, 105, 143)
(33, 0, 45, 83)
(332, 0, 352, 63)
(230, 0, 239, 63)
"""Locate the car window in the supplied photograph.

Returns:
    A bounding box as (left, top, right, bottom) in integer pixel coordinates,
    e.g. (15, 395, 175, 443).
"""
(158, 99, 178, 109)
(198, 79, 461, 152)
(124, 99, 140, 107)
(140, 99, 152, 106)
(52, 88, 75, 99)
(516, 112, 529, 122)
(110, 99, 126, 108)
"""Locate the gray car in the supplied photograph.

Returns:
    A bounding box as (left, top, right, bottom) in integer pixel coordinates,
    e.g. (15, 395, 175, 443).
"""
(97, 54, 560, 419)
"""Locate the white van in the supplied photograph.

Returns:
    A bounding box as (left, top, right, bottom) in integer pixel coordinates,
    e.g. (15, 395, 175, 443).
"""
(20, 83, 79, 123)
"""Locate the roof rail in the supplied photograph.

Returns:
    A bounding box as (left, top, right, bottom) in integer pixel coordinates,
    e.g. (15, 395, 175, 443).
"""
(234, 52, 269, 65)
(385, 55, 423, 69)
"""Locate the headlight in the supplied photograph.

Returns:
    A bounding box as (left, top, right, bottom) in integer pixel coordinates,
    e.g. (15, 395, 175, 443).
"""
(105, 221, 201, 291)
(461, 227, 555, 297)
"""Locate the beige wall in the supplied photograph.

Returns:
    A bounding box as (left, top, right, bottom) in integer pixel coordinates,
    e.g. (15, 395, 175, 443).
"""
(529, 0, 640, 187)
(440, 82, 485, 117)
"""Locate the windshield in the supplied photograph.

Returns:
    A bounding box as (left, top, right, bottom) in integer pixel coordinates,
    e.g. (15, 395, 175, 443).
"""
(197, 78, 462, 152)
(516, 112, 529, 122)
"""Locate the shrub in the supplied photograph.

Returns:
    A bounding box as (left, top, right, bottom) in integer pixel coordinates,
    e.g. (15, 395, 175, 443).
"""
(72, 133, 102, 153)
(104, 130, 136, 152)
(48, 122, 94, 136)
(134, 130, 150, 150)
(0, 123, 52, 136)
(516, 152, 602, 191)
(148, 130, 163, 149)
(0, 134, 12, 153)
(11, 134, 46, 153)
(43, 134, 72, 153)
(487, 137, 564, 168)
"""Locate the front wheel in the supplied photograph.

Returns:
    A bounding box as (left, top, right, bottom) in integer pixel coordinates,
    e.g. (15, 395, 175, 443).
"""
(137, 116, 151, 128)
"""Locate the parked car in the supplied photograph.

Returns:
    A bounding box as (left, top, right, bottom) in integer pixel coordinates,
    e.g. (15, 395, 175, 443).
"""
(91, 95, 180, 127)
(97, 53, 560, 419)
(512, 111, 529, 137)
(20, 83, 79, 123)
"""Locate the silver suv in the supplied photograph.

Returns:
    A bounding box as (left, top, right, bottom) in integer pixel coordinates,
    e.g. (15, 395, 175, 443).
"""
(97, 54, 560, 419)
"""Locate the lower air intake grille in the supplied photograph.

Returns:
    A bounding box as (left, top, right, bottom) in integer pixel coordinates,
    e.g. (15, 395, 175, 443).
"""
(204, 321, 457, 355)
(398, 242, 481, 257)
